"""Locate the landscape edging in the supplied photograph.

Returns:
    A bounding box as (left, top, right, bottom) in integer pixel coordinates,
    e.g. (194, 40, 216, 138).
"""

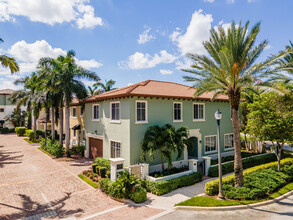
(175, 190, 293, 211)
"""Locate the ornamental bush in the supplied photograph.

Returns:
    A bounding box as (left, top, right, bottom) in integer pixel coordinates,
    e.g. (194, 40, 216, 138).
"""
(146, 172, 203, 196)
(0, 127, 10, 134)
(15, 127, 27, 136)
(40, 138, 64, 158)
(130, 185, 147, 203)
(94, 157, 110, 170)
(208, 153, 277, 177)
(205, 158, 293, 196)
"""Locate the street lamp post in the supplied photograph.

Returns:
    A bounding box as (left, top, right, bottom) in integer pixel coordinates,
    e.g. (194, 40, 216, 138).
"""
(215, 109, 224, 199)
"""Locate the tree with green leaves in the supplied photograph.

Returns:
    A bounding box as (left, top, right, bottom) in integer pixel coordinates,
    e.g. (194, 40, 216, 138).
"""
(182, 21, 284, 187)
(246, 92, 293, 171)
(140, 124, 189, 172)
(0, 37, 19, 73)
(38, 50, 99, 156)
(93, 79, 117, 93)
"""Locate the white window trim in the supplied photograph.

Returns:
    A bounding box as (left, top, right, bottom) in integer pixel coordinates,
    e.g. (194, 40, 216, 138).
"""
(110, 101, 121, 123)
(224, 133, 234, 151)
(173, 102, 183, 122)
(204, 135, 218, 154)
(192, 103, 205, 122)
(72, 107, 77, 118)
(80, 107, 84, 117)
(135, 100, 148, 124)
(92, 104, 100, 121)
(110, 139, 122, 158)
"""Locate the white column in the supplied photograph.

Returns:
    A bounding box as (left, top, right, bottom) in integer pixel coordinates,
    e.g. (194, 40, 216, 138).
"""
(141, 163, 149, 178)
(202, 156, 211, 175)
(109, 158, 125, 181)
(85, 135, 90, 158)
(188, 159, 198, 172)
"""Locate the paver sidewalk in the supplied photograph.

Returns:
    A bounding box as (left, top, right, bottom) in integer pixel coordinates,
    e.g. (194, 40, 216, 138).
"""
(0, 134, 163, 220)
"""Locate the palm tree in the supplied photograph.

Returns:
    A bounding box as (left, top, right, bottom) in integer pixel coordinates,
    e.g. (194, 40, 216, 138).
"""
(87, 86, 100, 96)
(0, 37, 19, 73)
(141, 124, 189, 172)
(93, 79, 117, 93)
(38, 50, 99, 156)
(183, 21, 283, 187)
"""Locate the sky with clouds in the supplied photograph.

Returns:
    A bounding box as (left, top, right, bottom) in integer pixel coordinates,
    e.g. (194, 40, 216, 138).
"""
(0, 0, 292, 90)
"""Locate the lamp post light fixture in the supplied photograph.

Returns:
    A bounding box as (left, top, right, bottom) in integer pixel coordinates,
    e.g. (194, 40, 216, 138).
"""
(215, 109, 225, 199)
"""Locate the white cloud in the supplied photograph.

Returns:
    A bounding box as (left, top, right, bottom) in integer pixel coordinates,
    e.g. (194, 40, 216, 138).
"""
(0, 0, 103, 29)
(226, 0, 235, 3)
(76, 59, 103, 69)
(137, 26, 156, 44)
(8, 40, 66, 63)
(170, 9, 213, 56)
(204, 0, 215, 2)
(160, 69, 173, 75)
(119, 50, 177, 69)
(175, 57, 194, 70)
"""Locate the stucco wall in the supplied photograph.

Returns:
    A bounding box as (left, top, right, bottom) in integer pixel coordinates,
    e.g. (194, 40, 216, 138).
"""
(85, 99, 131, 165)
(128, 97, 234, 165)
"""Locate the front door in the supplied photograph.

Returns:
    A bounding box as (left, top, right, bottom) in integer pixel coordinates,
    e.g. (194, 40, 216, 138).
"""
(89, 138, 103, 159)
(187, 136, 198, 158)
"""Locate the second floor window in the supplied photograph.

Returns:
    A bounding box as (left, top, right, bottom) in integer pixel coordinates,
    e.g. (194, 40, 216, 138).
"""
(111, 102, 120, 121)
(173, 102, 182, 121)
(93, 104, 100, 120)
(80, 107, 84, 116)
(193, 104, 204, 120)
(136, 101, 147, 122)
(72, 107, 76, 118)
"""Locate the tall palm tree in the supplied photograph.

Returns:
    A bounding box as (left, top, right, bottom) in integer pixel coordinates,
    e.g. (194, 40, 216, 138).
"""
(183, 21, 283, 187)
(93, 79, 117, 93)
(39, 50, 99, 156)
(87, 86, 99, 96)
(0, 37, 19, 73)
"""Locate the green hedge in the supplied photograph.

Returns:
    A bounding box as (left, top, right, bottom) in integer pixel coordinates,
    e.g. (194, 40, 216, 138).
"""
(146, 172, 203, 196)
(15, 127, 27, 136)
(40, 138, 64, 158)
(208, 153, 277, 177)
(0, 127, 13, 134)
(205, 158, 293, 196)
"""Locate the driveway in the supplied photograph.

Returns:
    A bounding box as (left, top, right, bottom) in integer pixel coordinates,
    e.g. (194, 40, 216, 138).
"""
(0, 134, 163, 220)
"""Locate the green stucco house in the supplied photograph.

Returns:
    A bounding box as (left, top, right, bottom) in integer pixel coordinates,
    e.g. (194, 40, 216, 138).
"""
(83, 80, 234, 172)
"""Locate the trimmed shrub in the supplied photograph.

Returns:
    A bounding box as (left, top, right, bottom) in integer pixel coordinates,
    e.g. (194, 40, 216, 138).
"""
(205, 158, 293, 196)
(99, 178, 111, 194)
(94, 157, 110, 170)
(147, 172, 203, 196)
(76, 144, 85, 157)
(208, 153, 277, 177)
(130, 186, 147, 203)
(40, 138, 64, 158)
(96, 166, 107, 178)
(15, 127, 27, 136)
(92, 163, 99, 174)
(25, 129, 34, 140)
(36, 130, 45, 139)
(0, 127, 10, 134)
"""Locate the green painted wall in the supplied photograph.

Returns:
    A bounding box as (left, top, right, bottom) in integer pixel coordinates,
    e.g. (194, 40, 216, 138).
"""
(129, 97, 233, 165)
(85, 99, 131, 165)
(85, 97, 233, 167)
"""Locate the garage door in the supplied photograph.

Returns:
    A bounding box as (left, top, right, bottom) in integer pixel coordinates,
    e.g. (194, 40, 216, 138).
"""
(89, 138, 103, 159)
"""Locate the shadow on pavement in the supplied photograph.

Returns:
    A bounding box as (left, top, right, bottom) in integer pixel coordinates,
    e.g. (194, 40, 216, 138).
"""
(0, 192, 83, 220)
(0, 150, 23, 168)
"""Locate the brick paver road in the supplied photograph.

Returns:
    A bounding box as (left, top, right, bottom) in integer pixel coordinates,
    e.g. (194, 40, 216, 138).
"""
(0, 134, 163, 220)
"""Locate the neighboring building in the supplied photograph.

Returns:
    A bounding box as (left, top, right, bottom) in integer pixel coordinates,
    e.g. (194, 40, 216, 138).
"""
(0, 89, 17, 128)
(82, 80, 234, 171)
(70, 98, 86, 146)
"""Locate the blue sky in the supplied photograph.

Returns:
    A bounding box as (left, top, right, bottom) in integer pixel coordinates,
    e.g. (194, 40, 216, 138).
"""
(0, 0, 292, 90)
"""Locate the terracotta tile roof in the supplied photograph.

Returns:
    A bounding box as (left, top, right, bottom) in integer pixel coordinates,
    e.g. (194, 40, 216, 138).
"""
(84, 80, 229, 103)
(0, 89, 15, 95)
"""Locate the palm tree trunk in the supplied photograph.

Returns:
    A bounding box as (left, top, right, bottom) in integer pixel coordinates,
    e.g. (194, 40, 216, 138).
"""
(33, 115, 37, 133)
(65, 102, 70, 157)
(161, 152, 165, 172)
(59, 107, 63, 145)
(45, 119, 47, 146)
(50, 107, 55, 140)
(232, 107, 244, 187)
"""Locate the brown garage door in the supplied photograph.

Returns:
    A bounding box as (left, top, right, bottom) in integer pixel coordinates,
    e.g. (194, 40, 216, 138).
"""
(89, 138, 103, 159)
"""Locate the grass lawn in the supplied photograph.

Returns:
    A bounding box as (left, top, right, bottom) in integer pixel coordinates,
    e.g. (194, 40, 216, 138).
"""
(37, 146, 52, 157)
(176, 182, 293, 207)
(78, 174, 99, 188)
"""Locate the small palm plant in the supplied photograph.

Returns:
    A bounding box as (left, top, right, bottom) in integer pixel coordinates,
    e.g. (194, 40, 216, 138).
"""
(141, 124, 189, 172)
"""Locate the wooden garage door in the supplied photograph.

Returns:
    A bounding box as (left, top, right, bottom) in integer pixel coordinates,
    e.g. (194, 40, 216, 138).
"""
(89, 138, 103, 159)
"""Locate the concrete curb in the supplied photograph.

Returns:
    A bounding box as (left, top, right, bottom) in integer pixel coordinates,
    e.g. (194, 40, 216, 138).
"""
(175, 190, 293, 211)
